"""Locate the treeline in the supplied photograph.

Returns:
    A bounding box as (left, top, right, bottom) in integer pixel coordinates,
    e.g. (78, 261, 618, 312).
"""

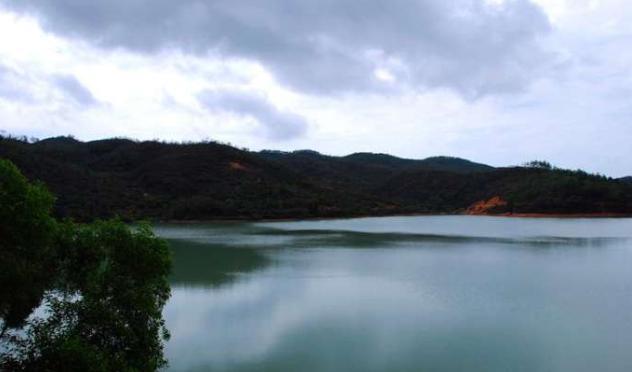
(1, 135, 631, 220)
(378, 167, 632, 214)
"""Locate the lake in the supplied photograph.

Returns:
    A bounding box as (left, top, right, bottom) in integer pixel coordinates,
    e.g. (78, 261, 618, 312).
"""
(155, 216, 632, 372)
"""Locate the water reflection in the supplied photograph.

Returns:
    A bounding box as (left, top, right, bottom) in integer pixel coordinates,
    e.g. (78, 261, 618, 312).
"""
(247, 227, 626, 249)
(160, 216, 632, 372)
(168, 239, 269, 288)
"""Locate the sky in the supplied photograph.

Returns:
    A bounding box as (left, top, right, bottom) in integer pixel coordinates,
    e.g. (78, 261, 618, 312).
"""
(0, 0, 630, 176)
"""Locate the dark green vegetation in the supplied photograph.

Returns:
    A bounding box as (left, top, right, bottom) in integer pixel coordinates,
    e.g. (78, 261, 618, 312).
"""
(0, 159, 171, 371)
(1, 135, 631, 220)
(380, 166, 632, 214)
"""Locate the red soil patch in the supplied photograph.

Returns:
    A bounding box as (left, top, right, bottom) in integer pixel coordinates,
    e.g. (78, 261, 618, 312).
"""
(466, 196, 508, 215)
(228, 161, 249, 171)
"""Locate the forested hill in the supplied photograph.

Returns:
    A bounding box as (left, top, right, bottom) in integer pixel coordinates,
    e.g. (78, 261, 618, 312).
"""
(1, 135, 631, 220)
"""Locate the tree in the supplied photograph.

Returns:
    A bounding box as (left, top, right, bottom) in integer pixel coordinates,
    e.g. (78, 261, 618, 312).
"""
(523, 160, 553, 170)
(0, 159, 57, 335)
(1, 159, 172, 371)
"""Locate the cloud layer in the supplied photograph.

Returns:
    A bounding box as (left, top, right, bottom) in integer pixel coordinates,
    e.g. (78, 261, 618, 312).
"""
(197, 90, 308, 140)
(5, 0, 551, 97)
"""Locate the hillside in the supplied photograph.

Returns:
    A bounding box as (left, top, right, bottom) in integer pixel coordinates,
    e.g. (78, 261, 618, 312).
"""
(1, 136, 631, 220)
(259, 151, 492, 192)
(378, 167, 632, 215)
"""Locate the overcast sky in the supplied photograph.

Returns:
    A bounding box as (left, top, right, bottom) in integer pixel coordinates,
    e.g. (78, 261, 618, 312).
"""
(0, 0, 630, 176)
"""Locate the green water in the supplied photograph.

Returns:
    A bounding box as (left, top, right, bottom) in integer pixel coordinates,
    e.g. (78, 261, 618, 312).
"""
(155, 216, 632, 372)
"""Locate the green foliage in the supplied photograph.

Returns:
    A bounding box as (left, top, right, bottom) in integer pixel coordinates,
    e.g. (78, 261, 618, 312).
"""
(502, 168, 630, 213)
(1, 159, 172, 371)
(0, 159, 57, 331)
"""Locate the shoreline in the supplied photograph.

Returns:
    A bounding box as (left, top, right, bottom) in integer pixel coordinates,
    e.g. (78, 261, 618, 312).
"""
(492, 212, 632, 218)
(156, 211, 632, 224)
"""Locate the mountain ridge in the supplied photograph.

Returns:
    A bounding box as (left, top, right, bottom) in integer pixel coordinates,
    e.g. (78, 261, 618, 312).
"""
(1, 135, 631, 221)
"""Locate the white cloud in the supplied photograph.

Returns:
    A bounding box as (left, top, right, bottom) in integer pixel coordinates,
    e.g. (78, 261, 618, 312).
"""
(0, 1, 631, 176)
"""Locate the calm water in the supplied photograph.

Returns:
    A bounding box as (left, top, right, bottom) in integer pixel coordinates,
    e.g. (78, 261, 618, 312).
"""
(155, 216, 632, 372)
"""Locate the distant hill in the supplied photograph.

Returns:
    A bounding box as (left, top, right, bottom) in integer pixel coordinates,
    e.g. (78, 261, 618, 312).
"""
(259, 151, 492, 192)
(412, 156, 494, 173)
(343, 153, 494, 173)
(1, 135, 631, 220)
(619, 176, 632, 184)
(342, 152, 419, 168)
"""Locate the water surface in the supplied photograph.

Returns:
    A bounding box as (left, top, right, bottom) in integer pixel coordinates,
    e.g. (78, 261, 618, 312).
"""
(156, 216, 632, 372)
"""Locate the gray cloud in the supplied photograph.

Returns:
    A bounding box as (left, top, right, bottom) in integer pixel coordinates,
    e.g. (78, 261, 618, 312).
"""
(197, 90, 308, 140)
(4, 0, 551, 97)
(52, 74, 98, 106)
(0, 64, 35, 103)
